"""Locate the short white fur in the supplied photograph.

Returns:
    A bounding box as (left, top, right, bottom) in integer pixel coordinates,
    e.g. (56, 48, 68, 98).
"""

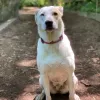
(35, 6, 80, 100)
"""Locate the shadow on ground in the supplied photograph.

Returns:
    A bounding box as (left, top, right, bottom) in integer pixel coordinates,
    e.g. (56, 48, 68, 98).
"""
(0, 12, 100, 100)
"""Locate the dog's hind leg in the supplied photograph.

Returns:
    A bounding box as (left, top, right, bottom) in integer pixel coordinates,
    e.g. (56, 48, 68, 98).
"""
(68, 72, 80, 100)
(73, 74, 78, 90)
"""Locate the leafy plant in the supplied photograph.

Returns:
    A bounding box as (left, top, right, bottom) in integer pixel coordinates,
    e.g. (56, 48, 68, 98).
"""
(19, 0, 47, 8)
(19, 0, 100, 13)
(65, 0, 100, 13)
(81, 1, 96, 12)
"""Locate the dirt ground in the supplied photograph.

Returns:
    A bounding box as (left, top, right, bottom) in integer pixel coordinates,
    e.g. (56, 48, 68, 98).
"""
(0, 12, 100, 100)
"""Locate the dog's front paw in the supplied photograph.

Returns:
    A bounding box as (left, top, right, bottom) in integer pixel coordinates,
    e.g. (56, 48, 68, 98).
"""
(69, 94, 80, 100)
(46, 96, 51, 100)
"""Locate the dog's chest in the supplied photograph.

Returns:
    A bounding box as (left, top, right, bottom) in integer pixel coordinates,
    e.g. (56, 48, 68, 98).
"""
(39, 44, 66, 64)
(48, 65, 68, 86)
(37, 39, 73, 71)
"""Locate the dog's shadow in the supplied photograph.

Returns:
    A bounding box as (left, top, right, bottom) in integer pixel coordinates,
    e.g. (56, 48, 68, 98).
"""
(43, 93, 69, 100)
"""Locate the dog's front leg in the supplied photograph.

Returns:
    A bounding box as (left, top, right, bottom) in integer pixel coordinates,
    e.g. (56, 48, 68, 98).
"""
(68, 71, 80, 100)
(41, 74, 51, 100)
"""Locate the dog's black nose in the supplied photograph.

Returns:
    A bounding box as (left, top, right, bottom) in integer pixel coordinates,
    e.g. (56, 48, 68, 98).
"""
(45, 21, 53, 30)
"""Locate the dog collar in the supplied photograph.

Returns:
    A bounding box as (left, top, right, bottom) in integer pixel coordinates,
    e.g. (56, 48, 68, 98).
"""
(41, 35, 63, 44)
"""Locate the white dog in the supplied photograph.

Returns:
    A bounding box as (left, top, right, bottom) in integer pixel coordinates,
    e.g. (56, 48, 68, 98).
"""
(35, 6, 80, 100)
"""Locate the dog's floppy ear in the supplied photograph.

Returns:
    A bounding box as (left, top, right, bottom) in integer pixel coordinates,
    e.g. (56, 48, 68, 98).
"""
(35, 9, 40, 24)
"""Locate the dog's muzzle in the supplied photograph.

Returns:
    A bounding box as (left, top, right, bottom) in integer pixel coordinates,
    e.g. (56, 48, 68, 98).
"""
(45, 20, 53, 30)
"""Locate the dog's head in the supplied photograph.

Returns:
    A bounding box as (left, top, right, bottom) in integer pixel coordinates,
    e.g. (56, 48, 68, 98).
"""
(35, 6, 64, 41)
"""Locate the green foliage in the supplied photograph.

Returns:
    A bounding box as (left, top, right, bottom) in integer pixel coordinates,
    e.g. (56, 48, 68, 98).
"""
(81, 1, 97, 12)
(37, 0, 46, 6)
(19, 0, 100, 13)
(19, 0, 47, 8)
(19, 0, 65, 8)
(19, 0, 36, 8)
(65, 0, 100, 13)
(65, 1, 84, 10)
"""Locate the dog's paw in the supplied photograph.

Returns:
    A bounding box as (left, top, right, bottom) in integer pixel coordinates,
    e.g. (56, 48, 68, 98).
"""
(69, 94, 80, 100)
(46, 96, 51, 100)
(34, 92, 45, 100)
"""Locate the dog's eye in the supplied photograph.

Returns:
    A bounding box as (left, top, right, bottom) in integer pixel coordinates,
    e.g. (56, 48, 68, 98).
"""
(53, 12, 58, 16)
(40, 13, 44, 16)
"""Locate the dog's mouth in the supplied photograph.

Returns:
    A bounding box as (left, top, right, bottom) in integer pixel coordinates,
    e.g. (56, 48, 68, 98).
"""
(46, 27, 54, 32)
(46, 25, 57, 32)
